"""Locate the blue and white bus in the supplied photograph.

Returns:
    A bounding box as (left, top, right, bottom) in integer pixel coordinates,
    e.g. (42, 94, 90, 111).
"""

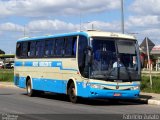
(14, 30, 141, 103)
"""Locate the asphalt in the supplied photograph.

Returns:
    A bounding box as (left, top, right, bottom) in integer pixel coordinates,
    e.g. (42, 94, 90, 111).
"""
(0, 83, 160, 120)
(0, 82, 160, 106)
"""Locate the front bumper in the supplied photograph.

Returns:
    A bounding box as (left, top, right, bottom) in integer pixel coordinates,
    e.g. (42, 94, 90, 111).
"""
(88, 88, 140, 99)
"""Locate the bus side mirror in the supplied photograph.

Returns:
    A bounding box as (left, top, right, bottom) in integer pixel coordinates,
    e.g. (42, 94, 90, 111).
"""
(86, 47, 93, 66)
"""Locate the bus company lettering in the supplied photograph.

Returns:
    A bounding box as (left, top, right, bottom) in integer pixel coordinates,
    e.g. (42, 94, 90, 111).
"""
(32, 62, 38, 67)
(39, 62, 52, 67)
(32, 62, 52, 67)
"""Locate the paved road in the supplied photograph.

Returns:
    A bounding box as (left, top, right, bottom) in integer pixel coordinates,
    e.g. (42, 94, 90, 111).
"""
(0, 87, 160, 120)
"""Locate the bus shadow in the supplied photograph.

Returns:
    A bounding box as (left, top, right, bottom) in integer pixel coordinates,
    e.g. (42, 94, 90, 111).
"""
(0, 93, 14, 95)
(22, 92, 68, 101)
(22, 92, 146, 106)
(78, 98, 146, 106)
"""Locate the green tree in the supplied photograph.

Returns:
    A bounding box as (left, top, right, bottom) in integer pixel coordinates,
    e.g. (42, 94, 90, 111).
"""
(0, 49, 5, 54)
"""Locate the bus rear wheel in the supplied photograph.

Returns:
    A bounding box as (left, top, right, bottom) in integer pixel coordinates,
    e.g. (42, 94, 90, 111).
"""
(26, 79, 35, 97)
(68, 82, 78, 103)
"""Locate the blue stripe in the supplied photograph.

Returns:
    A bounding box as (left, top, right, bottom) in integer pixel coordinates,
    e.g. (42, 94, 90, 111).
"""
(15, 61, 23, 66)
(15, 61, 77, 71)
(14, 77, 67, 94)
(24, 61, 33, 66)
(18, 32, 89, 42)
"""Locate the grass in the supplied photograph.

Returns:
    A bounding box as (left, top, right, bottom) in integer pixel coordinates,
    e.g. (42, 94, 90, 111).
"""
(141, 76, 160, 93)
(0, 69, 14, 82)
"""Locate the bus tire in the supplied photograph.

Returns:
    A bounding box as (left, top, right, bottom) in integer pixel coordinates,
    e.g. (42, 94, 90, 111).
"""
(68, 82, 78, 103)
(26, 79, 35, 97)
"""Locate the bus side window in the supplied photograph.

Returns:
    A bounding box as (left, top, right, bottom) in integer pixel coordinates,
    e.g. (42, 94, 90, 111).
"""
(45, 39, 55, 57)
(21, 42, 28, 58)
(73, 37, 77, 56)
(30, 41, 36, 57)
(64, 37, 77, 57)
(78, 35, 88, 77)
(55, 38, 64, 57)
(27, 42, 31, 57)
(51, 40, 55, 56)
(64, 37, 72, 57)
(16, 42, 21, 58)
(35, 41, 44, 57)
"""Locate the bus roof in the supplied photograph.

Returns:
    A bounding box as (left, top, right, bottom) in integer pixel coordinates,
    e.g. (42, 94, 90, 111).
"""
(17, 30, 136, 42)
(17, 31, 88, 42)
(86, 30, 136, 40)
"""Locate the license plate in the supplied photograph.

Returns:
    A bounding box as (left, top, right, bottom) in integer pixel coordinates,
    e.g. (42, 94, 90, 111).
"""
(113, 93, 121, 96)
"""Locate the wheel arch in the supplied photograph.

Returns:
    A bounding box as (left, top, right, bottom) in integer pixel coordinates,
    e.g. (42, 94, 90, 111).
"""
(67, 78, 77, 96)
(25, 75, 33, 89)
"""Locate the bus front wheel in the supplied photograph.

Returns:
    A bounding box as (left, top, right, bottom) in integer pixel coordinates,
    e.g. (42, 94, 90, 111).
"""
(26, 79, 35, 97)
(68, 82, 78, 103)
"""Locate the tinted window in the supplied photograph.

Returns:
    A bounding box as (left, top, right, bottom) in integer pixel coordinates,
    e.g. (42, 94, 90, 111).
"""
(21, 42, 28, 57)
(16, 42, 21, 57)
(27, 42, 31, 57)
(45, 39, 55, 56)
(30, 41, 36, 57)
(64, 37, 77, 57)
(35, 41, 44, 57)
(16, 36, 78, 59)
(55, 38, 64, 56)
(117, 40, 136, 54)
(92, 39, 116, 71)
(78, 36, 88, 77)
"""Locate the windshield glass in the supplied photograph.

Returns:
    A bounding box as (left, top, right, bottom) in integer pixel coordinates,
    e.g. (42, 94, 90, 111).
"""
(90, 37, 141, 82)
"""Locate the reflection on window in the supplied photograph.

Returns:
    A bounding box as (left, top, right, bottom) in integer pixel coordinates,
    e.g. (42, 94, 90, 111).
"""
(55, 39, 64, 56)
(117, 40, 136, 54)
(64, 37, 77, 57)
(36, 41, 44, 57)
(90, 38, 140, 81)
(92, 40, 116, 71)
(65, 38, 73, 56)
(30, 42, 36, 57)
(21, 42, 28, 57)
(45, 40, 54, 56)
(78, 36, 88, 77)
(16, 36, 78, 58)
(16, 42, 21, 57)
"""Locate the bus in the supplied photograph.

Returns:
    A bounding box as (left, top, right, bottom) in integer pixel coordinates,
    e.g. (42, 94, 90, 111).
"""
(14, 30, 141, 103)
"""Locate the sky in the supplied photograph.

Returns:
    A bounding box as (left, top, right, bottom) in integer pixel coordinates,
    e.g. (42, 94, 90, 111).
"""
(0, 0, 160, 54)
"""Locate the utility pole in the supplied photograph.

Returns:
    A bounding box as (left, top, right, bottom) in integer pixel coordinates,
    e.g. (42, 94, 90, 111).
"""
(121, 0, 124, 34)
(146, 38, 153, 89)
(91, 23, 94, 30)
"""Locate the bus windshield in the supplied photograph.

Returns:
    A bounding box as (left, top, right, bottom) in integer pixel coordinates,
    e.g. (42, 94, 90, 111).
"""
(90, 37, 141, 82)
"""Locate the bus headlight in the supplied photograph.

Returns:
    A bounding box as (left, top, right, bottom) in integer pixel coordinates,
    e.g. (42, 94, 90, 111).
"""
(131, 86, 140, 90)
(90, 84, 104, 89)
